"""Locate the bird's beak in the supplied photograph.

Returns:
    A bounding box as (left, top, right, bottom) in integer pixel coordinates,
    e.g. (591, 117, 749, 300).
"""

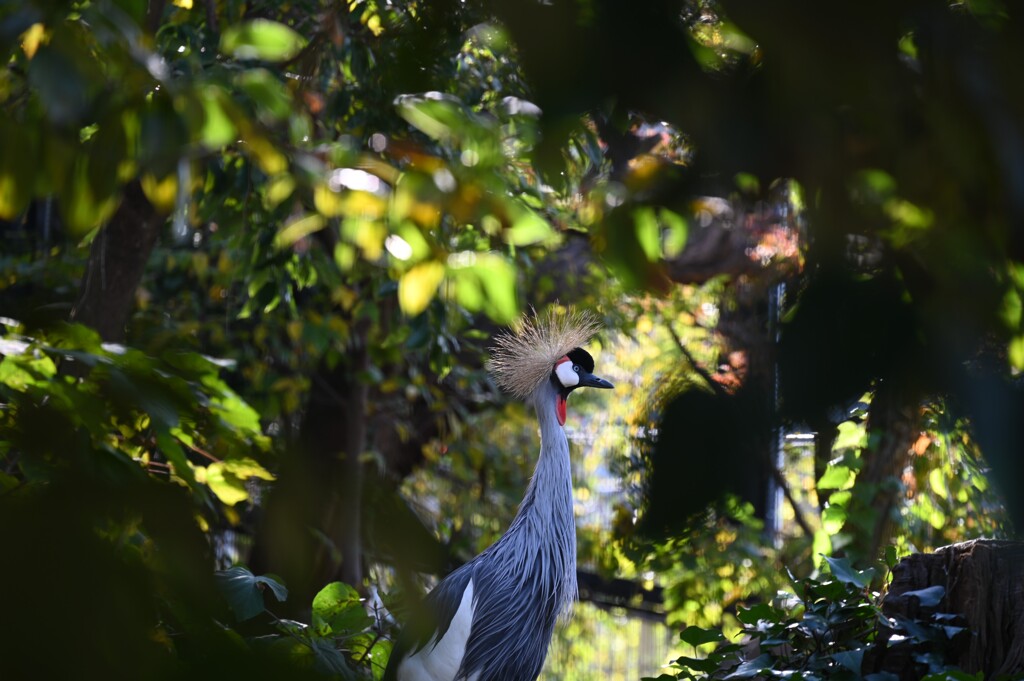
(579, 373, 614, 390)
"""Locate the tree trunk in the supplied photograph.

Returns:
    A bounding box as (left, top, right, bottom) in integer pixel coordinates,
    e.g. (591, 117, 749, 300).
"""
(845, 381, 920, 564)
(69, 181, 163, 343)
(873, 540, 1024, 679)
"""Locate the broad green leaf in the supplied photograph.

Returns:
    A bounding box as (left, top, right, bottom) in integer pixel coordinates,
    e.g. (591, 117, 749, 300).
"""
(215, 566, 266, 620)
(398, 261, 446, 317)
(928, 467, 948, 499)
(821, 504, 847, 534)
(817, 464, 853, 490)
(633, 206, 661, 261)
(205, 462, 248, 505)
(505, 205, 557, 246)
(396, 95, 464, 142)
(902, 585, 945, 608)
(678, 625, 724, 647)
(835, 420, 867, 450)
(723, 653, 771, 679)
(312, 582, 370, 634)
(311, 639, 353, 676)
(823, 555, 875, 588)
(832, 649, 864, 673)
(221, 19, 307, 62)
(220, 458, 274, 481)
(197, 85, 237, 148)
(236, 69, 292, 121)
(215, 566, 287, 621)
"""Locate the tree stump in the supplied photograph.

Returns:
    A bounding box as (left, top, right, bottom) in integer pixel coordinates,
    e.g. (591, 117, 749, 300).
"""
(881, 539, 1024, 678)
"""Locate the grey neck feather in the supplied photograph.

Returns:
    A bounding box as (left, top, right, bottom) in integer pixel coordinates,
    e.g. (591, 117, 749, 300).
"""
(507, 379, 578, 615)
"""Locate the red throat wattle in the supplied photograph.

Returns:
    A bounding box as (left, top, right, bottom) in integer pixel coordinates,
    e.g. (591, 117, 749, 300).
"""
(556, 393, 567, 426)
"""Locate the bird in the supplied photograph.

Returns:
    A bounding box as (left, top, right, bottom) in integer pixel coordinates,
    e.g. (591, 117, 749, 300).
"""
(383, 309, 614, 681)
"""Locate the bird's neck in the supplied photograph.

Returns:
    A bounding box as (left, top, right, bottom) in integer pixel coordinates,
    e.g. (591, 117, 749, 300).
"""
(524, 382, 574, 521)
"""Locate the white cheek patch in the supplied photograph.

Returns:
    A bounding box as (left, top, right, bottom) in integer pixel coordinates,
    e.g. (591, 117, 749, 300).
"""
(555, 360, 579, 388)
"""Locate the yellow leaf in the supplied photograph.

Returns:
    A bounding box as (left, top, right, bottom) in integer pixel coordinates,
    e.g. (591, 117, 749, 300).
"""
(172, 0, 193, 8)
(141, 173, 178, 213)
(398, 261, 446, 316)
(314, 183, 344, 217)
(20, 23, 48, 59)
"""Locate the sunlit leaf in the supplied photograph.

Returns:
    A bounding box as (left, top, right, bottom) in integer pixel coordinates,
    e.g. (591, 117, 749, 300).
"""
(205, 462, 248, 505)
(274, 213, 326, 249)
(197, 85, 237, 148)
(506, 205, 558, 246)
(634, 206, 661, 261)
(237, 68, 292, 121)
(20, 23, 47, 59)
(221, 19, 307, 62)
(818, 464, 853, 490)
(1009, 335, 1024, 371)
(141, 172, 178, 213)
(398, 261, 446, 316)
(821, 504, 847, 534)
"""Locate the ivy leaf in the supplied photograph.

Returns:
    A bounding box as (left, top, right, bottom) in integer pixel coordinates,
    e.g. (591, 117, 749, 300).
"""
(723, 653, 772, 679)
(679, 625, 724, 647)
(902, 585, 945, 609)
(824, 555, 876, 588)
(832, 649, 864, 673)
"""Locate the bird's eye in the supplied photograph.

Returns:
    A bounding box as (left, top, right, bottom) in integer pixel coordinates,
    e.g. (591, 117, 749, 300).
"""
(572, 365, 580, 373)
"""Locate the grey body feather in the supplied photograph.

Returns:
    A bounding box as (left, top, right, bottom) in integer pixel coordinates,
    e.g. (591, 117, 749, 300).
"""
(386, 378, 577, 681)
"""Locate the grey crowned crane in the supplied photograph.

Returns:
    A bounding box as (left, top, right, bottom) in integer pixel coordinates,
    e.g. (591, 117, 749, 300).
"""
(383, 310, 614, 681)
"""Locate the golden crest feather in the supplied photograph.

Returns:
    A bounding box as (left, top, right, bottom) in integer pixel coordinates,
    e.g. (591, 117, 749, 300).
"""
(487, 308, 602, 399)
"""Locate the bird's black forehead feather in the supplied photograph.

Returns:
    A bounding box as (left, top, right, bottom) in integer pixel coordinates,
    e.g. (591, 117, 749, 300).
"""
(565, 347, 594, 373)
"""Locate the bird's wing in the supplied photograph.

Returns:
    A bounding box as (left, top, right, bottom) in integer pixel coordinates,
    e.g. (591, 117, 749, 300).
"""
(384, 565, 476, 681)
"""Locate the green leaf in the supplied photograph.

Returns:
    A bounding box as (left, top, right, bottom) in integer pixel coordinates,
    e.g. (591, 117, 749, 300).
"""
(197, 85, 237, 148)
(236, 69, 292, 121)
(736, 602, 779, 625)
(823, 555, 875, 588)
(28, 45, 90, 126)
(0, 118, 38, 219)
(312, 581, 371, 634)
(817, 464, 853, 490)
(274, 213, 326, 249)
(221, 19, 308, 62)
(215, 566, 286, 621)
(835, 420, 867, 450)
(1010, 335, 1024, 371)
(661, 208, 688, 257)
(902, 585, 944, 608)
(505, 205, 557, 246)
(723, 653, 771, 679)
(832, 649, 864, 673)
(679, 625, 724, 647)
(633, 206, 662, 261)
(821, 504, 847, 534)
(311, 639, 353, 677)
